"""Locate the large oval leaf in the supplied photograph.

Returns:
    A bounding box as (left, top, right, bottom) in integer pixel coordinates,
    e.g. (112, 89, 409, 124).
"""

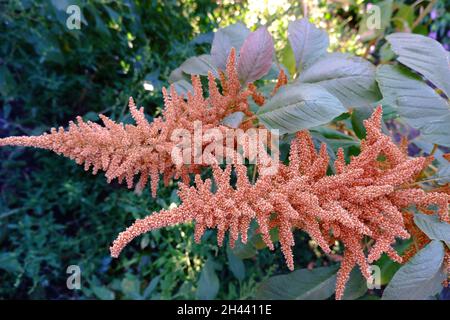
(374, 241, 411, 286)
(298, 53, 381, 108)
(211, 22, 250, 71)
(238, 27, 274, 84)
(230, 238, 258, 259)
(172, 79, 194, 96)
(288, 18, 329, 72)
(256, 83, 346, 134)
(382, 240, 446, 300)
(230, 222, 277, 259)
(221, 111, 245, 129)
(196, 258, 220, 300)
(310, 127, 359, 152)
(0, 252, 23, 273)
(255, 265, 339, 300)
(180, 54, 218, 77)
(414, 213, 450, 243)
(342, 267, 368, 300)
(168, 67, 185, 83)
(386, 33, 450, 98)
(413, 139, 450, 185)
(92, 286, 115, 300)
(226, 245, 246, 281)
(376, 64, 450, 147)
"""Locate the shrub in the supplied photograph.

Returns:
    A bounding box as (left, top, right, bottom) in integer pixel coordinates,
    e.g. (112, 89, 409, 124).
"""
(1, 15, 449, 300)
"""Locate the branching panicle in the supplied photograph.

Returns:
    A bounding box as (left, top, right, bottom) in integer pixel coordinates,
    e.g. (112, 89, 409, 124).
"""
(0, 48, 253, 197)
(109, 106, 449, 299)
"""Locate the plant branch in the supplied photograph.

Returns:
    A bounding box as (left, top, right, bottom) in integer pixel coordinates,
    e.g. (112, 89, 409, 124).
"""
(412, 0, 437, 30)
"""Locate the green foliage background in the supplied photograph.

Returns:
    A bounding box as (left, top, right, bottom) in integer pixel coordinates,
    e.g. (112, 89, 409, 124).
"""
(0, 0, 448, 299)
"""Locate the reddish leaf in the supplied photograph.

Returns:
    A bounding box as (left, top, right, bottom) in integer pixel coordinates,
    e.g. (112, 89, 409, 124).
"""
(211, 23, 250, 71)
(237, 27, 274, 84)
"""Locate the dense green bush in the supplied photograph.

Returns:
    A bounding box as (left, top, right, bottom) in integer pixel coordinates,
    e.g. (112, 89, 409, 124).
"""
(0, 0, 235, 299)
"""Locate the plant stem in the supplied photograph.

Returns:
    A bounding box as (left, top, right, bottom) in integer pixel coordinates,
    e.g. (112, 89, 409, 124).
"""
(252, 164, 258, 184)
(412, 0, 437, 30)
(430, 144, 438, 156)
(408, 175, 450, 186)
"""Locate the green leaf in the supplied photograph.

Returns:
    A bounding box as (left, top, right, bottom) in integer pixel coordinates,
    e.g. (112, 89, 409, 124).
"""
(257, 83, 346, 135)
(0, 252, 23, 273)
(298, 53, 381, 108)
(310, 127, 359, 151)
(168, 67, 185, 83)
(104, 5, 120, 23)
(83, 111, 99, 122)
(172, 79, 194, 96)
(226, 245, 246, 281)
(180, 54, 218, 77)
(92, 9, 110, 36)
(374, 241, 410, 285)
(51, 0, 70, 11)
(376, 64, 450, 147)
(230, 239, 258, 259)
(333, 112, 351, 121)
(140, 234, 150, 249)
(435, 158, 450, 185)
(414, 213, 450, 242)
(121, 275, 141, 299)
(229, 222, 264, 259)
(342, 268, 368, 300)
(221, 111, 245, 129)
(196, 258, 220, 300)
(386, 33, 450, 98)
(375, 255, 402, 286)
(255, 265, 339, 300)
(262, 62, 287, 82)
(393, 4, 415, 31)
(0, 65, 16, 97)
(280, 43, 296, 78)
(382, 240, 446, 300)
(379, 42, 395, 63)
(92, 286, 115, 300)
(254, 227, 279, 250)
(288, 18, 329, 72)
(351, 105, 374, 139)
(143, 276, 160, 299)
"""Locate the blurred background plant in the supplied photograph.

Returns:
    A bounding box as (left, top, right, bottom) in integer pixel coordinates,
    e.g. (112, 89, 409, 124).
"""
(0, 0, 448, 299)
